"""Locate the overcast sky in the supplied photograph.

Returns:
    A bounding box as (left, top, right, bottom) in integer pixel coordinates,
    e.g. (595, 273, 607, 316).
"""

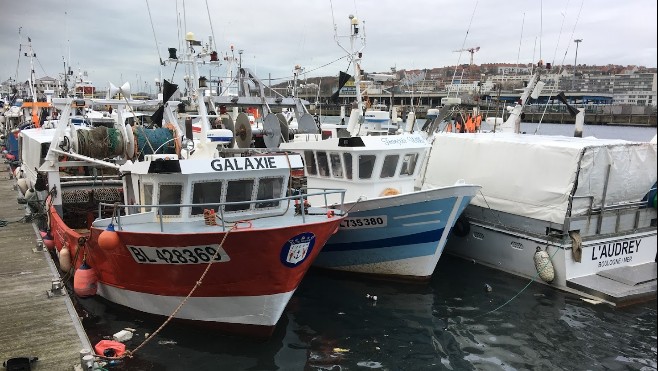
(1, 0, 656, 93)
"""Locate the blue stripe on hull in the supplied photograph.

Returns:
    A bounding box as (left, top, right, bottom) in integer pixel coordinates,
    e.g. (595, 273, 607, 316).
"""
(315, 197, 457, 268)
(315, 228, 445, 267)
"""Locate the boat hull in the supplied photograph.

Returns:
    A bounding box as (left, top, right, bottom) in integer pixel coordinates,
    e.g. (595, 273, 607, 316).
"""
(314, 185, 479, 280)
(48, 207, 344, 336)
(445, 204, 657, 304)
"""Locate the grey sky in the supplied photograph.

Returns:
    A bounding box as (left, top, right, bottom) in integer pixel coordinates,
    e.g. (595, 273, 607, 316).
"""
(1, 0, 656, 93)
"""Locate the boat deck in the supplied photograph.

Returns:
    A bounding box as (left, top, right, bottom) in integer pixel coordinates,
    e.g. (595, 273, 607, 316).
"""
(0, 162, 91, 370)
(567, 262, 657, 306)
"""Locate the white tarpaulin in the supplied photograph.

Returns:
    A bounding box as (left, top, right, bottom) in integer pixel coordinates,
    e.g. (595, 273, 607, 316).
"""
(421, 132, 657, 224)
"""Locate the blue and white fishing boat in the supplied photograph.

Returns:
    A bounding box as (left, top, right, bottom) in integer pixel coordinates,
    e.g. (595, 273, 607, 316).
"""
(281, 133, 478, 280)
(279, 14, 480, 280)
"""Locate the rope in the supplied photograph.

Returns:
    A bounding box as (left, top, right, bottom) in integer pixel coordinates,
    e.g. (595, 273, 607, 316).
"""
(476, 244, 560, 319)
(76, 127, 124, 159)
(134, 126, 176, 158)
(94, 223, 239, 361)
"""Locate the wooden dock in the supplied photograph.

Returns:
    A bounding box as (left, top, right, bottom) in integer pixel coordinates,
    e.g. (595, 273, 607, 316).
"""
(0, 161, 91, 371)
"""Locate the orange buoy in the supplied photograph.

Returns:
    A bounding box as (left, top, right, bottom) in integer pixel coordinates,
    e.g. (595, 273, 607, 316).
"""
(59, 246, 72, 273)
(43, 233, 55, 250)
(98, 224, 120, 249)
(93, 340, 125, 358)
(74, 262, 98, 297)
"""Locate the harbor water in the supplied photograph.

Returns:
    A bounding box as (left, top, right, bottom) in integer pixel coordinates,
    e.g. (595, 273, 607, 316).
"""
(73, 123, 656, 371)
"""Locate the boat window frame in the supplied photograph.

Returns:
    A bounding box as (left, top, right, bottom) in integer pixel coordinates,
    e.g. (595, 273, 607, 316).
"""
(380, 154, 400, 178)
(223, 178, 256, 213)
(329, 152, 344, 179)
(343, 152, 353, 180)
(158, 182, 184, 217)
(190, 179, 224, 216)
(142, 182, 154, 212)
(358, 154, 377, 180)
(316, 151, 330, 178)
(255, 176, 285, 209)
(399, 152, 419, 177)
(304, 150, 318, 176)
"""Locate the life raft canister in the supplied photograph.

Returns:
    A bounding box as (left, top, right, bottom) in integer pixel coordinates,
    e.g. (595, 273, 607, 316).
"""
(74, 262, 98, 297)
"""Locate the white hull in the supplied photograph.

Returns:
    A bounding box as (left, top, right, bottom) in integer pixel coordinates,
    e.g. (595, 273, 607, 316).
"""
(97, 283, 295, 327)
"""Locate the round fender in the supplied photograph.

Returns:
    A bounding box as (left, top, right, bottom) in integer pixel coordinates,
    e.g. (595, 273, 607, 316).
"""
(452, 216, 470, 237)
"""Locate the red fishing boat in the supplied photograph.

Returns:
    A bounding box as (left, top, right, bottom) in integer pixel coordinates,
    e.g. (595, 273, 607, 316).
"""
(18, 34, 347, 337)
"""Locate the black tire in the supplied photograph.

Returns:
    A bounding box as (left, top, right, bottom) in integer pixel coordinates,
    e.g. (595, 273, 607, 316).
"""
(452, 216, 470, 237)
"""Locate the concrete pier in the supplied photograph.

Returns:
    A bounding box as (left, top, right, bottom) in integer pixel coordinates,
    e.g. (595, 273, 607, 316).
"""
(0, 162, 91, 371)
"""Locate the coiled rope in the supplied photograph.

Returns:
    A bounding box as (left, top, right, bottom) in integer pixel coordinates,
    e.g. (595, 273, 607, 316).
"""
(76, 127, 125, 159)
(134, 126, 177, 158)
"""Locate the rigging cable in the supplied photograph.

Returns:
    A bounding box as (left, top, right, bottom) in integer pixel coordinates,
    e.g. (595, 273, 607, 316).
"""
(534, 0, 584, 134)
(449, 0, 479, 98)
(204, 0, 218, 52)
(145, 0, 164, 65)
(550, 0, 571, 67)
(516, 13, 525, 67)
(15, 27, 22, 82)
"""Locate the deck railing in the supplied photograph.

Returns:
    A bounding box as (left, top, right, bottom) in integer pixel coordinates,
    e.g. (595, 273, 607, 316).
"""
(98, 187, 346, 232)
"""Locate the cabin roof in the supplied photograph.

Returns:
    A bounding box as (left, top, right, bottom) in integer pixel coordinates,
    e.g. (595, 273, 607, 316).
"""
(282, 133, 429, 152)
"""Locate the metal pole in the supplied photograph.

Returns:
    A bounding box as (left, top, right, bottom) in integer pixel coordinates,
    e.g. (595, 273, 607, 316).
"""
(573, 39, 582, 93)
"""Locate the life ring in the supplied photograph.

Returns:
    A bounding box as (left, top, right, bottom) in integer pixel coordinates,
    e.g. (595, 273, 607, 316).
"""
(452, 216, 470, 237)
(380, 188, 400, 196)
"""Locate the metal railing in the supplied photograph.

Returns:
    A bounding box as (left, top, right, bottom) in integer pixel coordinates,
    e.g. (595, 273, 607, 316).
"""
(98, 187, 346, 232)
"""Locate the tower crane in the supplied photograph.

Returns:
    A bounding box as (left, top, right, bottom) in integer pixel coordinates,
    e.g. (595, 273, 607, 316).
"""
(453, 46, 480, 66)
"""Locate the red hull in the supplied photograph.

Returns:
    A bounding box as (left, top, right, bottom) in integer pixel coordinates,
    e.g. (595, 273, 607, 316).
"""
(49, 207, 342, 297)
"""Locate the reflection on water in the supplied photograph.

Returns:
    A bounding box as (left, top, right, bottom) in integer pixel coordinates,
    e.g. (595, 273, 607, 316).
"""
(78, 255, 656, 370)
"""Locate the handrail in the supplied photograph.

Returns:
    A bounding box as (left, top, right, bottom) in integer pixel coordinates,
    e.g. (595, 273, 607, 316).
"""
(97, 187, 347, 233)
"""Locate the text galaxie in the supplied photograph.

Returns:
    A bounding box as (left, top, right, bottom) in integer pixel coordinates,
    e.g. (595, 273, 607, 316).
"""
(211, 157, 278, 172)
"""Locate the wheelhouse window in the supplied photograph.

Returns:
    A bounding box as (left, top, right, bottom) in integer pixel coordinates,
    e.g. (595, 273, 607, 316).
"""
(304, 151, 317, 175)
(358, 154, 376, 179)
(343, 153, 353, 179)
(159, 184, 183, 216)
(256, 177, 283, 209)
(380, 154, 399, 178)
(143, 183, 153, 212)
(225, 179, 254, 212)
(191, 181, 223, 216)
(316, 151, 330, 177)
(400, 153, 419, 176)
(330, 153, 343, 178)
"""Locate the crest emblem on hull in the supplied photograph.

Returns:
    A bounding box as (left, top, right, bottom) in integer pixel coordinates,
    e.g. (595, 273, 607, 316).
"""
(280, 232, 316, 267)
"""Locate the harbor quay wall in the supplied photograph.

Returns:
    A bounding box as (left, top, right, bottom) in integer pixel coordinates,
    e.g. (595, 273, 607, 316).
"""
(308, 105, 657, 126)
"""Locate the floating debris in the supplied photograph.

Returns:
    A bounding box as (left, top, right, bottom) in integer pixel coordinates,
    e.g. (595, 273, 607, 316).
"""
(484, 284, 493, 292)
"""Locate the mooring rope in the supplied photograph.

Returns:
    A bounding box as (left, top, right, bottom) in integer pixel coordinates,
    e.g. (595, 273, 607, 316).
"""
(94, 223, 239, 362)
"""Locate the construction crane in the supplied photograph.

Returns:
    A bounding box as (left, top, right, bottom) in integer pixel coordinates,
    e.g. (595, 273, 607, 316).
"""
(453, 46, 480, 66)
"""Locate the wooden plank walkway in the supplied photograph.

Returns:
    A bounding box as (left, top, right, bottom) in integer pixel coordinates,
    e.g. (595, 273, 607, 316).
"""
(0, 161, 91, 371)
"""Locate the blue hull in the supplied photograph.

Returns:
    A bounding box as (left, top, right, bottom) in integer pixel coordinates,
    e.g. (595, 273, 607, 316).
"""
(314, 190, 473, 279)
